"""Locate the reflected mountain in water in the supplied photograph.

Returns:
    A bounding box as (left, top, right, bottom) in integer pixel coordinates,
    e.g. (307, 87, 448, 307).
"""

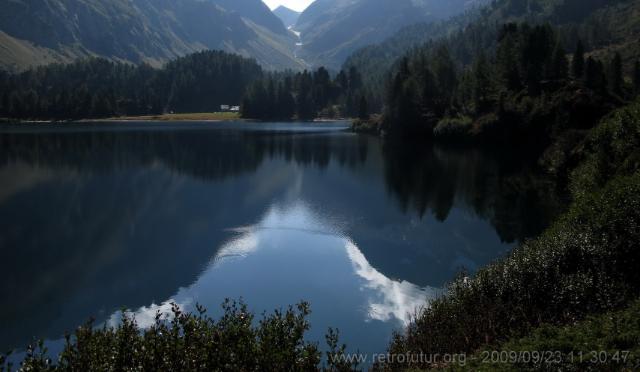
(0, 122, 563, 354)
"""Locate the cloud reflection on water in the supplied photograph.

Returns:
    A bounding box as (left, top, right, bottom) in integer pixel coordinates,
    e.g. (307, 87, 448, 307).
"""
(115, 202, 438, 329)
(345, 240, 440, 325)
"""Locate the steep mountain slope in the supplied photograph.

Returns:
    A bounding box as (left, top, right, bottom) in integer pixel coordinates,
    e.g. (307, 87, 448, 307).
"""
(273, 5, 301, 28)
(214, 0, 288, 35)
(0, 0, 303, 72)
(294, 0, 483, 69)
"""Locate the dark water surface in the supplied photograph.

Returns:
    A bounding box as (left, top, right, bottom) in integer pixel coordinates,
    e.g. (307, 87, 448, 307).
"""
(0, 121, 562, 360)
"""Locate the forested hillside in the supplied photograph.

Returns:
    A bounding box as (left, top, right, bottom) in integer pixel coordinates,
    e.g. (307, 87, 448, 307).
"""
(345, 0, 640, 112)
(383, 22, 636, 135)
(0, 51, 263, 120)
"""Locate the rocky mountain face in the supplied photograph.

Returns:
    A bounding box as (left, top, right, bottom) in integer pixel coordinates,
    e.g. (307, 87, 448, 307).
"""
(273, 5, 301, 29)
(0, 0, 303, 71)
(294, 0, 483, 69)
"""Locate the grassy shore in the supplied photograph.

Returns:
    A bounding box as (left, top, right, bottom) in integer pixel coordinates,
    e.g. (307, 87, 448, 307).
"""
(104, 112, 242, 121)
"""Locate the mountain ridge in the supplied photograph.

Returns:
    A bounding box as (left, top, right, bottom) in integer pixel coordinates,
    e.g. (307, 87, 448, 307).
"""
(0, 0, 304, 72)
(273, 5, 301, 29)
(294, 0, 484, 69)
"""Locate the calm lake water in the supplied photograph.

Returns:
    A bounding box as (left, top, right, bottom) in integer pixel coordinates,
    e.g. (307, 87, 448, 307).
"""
(0, 121, 562, 361)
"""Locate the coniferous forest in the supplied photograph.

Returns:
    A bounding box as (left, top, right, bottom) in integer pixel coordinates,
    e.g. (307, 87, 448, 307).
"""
(240, 66, 366, 120)
(0, 51, 262, 120)
(382, 22, 635, 141)
(0, 50, 367, 122)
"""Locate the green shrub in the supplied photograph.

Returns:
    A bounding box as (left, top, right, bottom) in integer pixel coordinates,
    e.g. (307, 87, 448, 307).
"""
(433, 116, 472, 139)
(1, 301, 360, 372)
(351, 114, 383, 135)
(570, 99, 640, 199)
(462, 300, 640, 371)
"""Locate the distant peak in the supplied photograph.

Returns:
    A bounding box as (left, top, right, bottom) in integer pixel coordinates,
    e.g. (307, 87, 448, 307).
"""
(274, 5, 300, 14)
(273, 4, 301, 28)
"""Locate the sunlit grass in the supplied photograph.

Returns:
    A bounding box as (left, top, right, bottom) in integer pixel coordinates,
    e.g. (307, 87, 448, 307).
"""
(108, 112, 242, 121)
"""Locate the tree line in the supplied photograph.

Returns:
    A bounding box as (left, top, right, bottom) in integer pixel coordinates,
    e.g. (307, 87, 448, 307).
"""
(0, 50, 262, 120)
(240, 66, 369, 121)
(0, 49, 372, 122)
(344, 0, 639, 115)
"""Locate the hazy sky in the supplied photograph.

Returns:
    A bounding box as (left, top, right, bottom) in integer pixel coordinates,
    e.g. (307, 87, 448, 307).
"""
(262, 0, 315, 12)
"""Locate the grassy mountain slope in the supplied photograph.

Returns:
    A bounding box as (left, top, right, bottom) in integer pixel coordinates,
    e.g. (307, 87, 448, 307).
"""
(0, 0, 303, 72)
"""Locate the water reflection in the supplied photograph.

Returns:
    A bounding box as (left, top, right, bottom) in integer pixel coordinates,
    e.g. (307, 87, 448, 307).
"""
(101, 200, 437, 357)
(0, 122, 563, 356)
(345, 241, 440, 325)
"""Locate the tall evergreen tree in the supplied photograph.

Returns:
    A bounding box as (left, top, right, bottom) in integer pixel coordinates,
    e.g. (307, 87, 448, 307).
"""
(472, 52, 493, 113)
(296, 71, 315, 120)
(548, 42, 569, 80)
(585, 57, 607, 92)
(496, 25, 521, 91)
(608, 52, 623, 95)
(276, 82, 296, 119)
(358, 95, 369, 120)
(572, 40, 585, 79)
(432, 46, 457, 113)
(634, 60, 640, 96)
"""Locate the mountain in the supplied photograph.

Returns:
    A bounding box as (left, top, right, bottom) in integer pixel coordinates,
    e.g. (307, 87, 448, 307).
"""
(0, 0, 304, 72)
(273, 5, 301, 28)
(214, 0, 289, 34)
(294, 0, 484, 69)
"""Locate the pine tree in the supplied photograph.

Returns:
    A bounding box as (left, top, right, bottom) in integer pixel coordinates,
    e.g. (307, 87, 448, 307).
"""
(266, 79, 277, 119)
(312, 67, 331, 109)
(634, 60, 640, 96)
(358, 95, 369, 120)
(496, 29, 521, 91)
(549, 42, 569, 80)
(432, 46, 457, 113)
(585, 57, 606, 92)
(572, 40, 585, 79)
(297, 71, 315, 120)
(608, 52, 623, 95)
(0, 92, 8, 116)
(276, 82, 295, 120)
(472, 52, 493, 113)
(520, 24, 555, 92)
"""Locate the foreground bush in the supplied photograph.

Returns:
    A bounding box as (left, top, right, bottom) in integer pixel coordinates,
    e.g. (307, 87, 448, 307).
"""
(1, 301, 360, 372)
(376, 101, 640, 370)
(461, 300, 640, 371)
(570, 99, 640, 199)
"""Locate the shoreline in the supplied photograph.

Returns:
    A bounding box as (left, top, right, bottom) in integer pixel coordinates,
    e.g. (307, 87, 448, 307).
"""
(2, 114, 353, 124)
